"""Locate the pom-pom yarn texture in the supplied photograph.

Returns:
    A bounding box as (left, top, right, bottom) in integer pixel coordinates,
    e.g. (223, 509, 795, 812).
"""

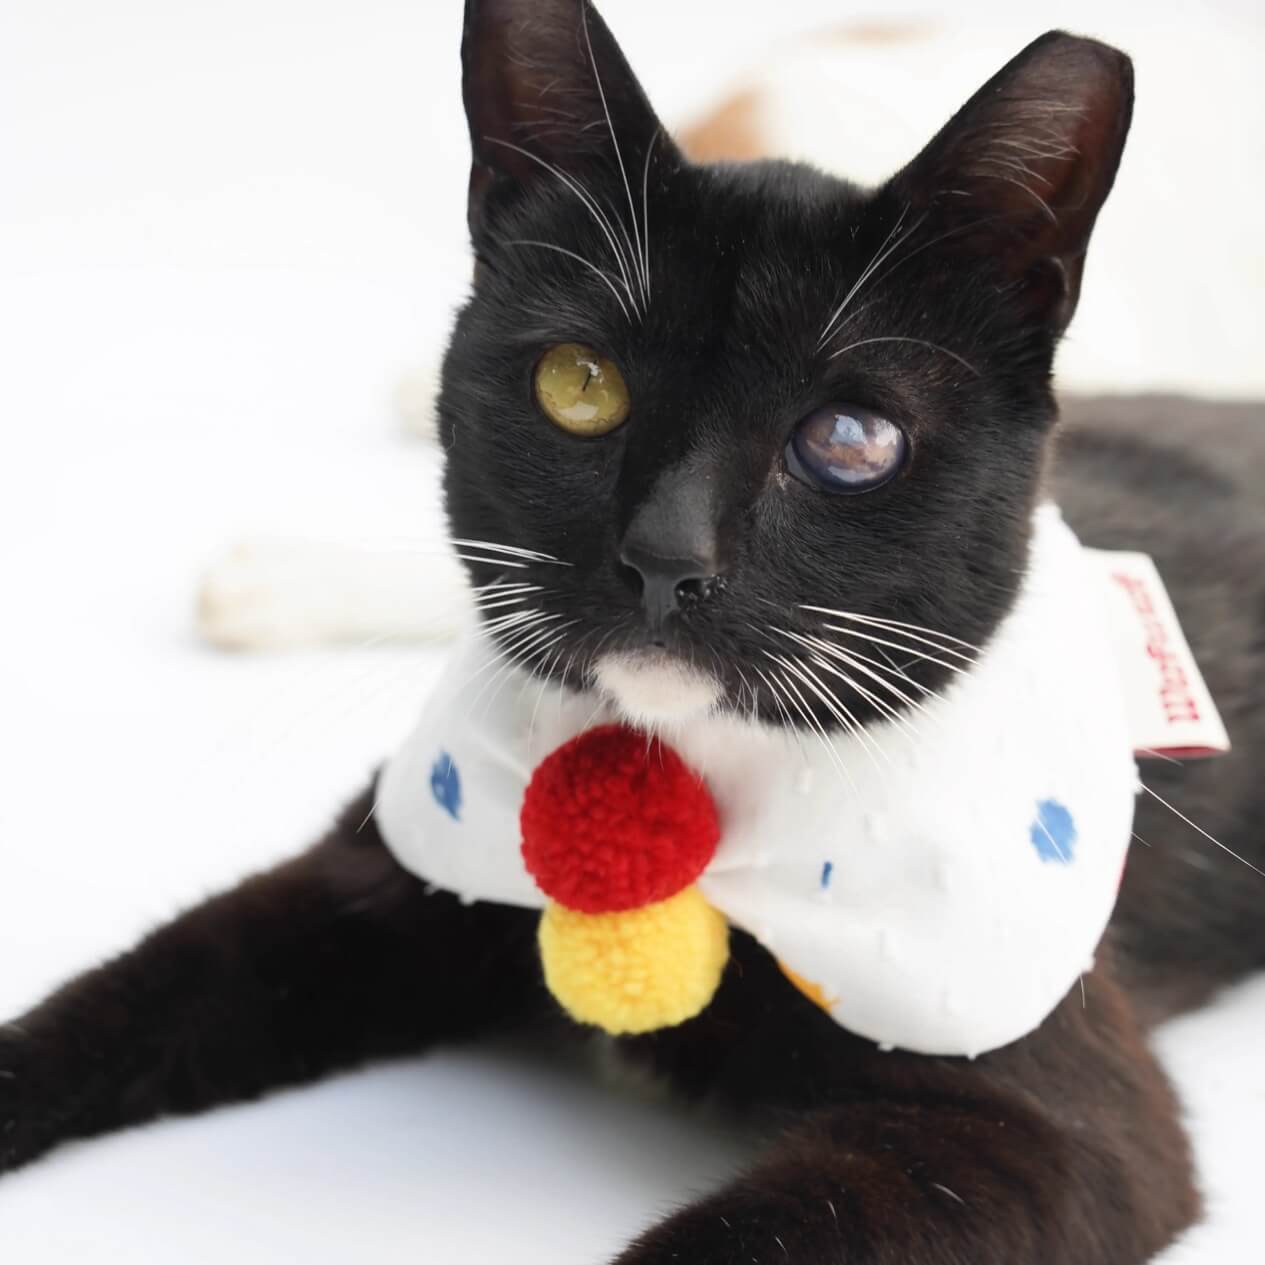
(520, 724, 720, 914)
(538, 887, 729, 1034)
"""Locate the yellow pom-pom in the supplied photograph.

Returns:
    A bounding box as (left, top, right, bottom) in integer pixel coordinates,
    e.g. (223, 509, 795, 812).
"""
(539, 886, 729, 1035)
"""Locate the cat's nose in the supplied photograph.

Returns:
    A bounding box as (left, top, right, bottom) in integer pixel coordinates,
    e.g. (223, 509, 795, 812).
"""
(618, 542, 721, 639)
(618, 459, 724, 638)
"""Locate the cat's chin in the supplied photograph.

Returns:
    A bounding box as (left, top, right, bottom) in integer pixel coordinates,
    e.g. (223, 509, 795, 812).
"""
(591, 649, 725, 730)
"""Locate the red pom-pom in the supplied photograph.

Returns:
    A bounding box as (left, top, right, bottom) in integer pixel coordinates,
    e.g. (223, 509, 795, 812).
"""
(520, 725, 720, 914)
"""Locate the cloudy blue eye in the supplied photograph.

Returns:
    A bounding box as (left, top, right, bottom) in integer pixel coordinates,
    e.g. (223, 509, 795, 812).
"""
(786, 404, 907, 493)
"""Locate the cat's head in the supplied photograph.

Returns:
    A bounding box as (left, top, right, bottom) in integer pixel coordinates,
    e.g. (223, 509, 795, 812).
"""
(439, 0, 1132, 731)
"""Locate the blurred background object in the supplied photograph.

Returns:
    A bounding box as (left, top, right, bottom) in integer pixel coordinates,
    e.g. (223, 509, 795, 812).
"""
(1, 2, 1261, 1261)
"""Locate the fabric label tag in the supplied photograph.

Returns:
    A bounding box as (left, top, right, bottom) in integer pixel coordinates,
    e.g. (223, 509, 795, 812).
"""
(1084, 548, 1230, 759)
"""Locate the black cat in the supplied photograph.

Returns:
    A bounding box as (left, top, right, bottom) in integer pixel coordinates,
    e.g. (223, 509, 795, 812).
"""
(4, 3, 1264, 1261)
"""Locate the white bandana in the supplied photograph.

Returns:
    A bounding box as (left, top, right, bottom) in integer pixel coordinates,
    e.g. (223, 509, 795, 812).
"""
(376, 505, 1137, 1057)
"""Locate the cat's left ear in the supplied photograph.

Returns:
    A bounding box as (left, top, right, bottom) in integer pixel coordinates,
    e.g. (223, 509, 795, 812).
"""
(891, 31, 1133, 331)
(461, 0, 673, 240)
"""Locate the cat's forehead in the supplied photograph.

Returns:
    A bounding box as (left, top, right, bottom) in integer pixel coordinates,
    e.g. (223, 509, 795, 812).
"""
(515, 155, 885, 350)
(655, 158, 874, 275)
(692, 162, 874, 273)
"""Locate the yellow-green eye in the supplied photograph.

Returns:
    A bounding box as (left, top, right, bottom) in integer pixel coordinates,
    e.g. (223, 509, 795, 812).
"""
(534, 343, 630, 436)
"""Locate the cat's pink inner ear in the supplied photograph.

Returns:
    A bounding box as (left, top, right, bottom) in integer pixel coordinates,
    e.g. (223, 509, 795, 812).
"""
(893, 31, 1133, 329)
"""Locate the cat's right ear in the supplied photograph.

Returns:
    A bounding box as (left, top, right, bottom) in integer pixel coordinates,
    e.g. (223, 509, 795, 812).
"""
(462, 0, 672, 240)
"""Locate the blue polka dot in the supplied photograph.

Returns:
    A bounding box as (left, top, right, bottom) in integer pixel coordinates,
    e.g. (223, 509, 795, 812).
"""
(1030, 799, 1076, 864)
(820, 860, 834, 889)
(430, 752, 462, 821)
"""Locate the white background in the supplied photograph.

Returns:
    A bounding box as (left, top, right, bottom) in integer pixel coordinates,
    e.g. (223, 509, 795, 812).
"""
(1, 1, 1262, 1261)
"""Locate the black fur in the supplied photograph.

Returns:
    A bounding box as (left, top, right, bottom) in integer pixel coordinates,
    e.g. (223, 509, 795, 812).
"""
(3, 4, 1263, 1262)
(444, 7, 1130, 727)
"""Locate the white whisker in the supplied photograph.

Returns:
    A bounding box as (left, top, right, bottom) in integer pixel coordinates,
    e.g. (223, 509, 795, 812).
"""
(827, 335, 980, 377)
(1034, 811, 1072, 863)
(501, 239, 634, 323)
(1140, 782, 1265, 879)
(469, 593, 534, 615)
(819, 623, 968, 676)
(767, 660, 858, 796)
(527, 639, 571, 756)
(581, 4, 647, 309)
(817, 205, 918, 349)
(752, 664, 799, 740)
(472, 619, 573, 717)
(812, 654, 926, 739)
(772, 652, 893, 778)
(1136, 747, 1183, 767)
(761, 623, 913, 739)
(640, 126, 660, 299)
(800, 605, 981, 657)
(447, 539, 570, 565)
(732, 661, 759, 727)
(781, 632, 927, 741)
(855, 640, 943, 704)
(479, 608, 544, 636)
(472, 580, 542, 595)
(482, 136, 640, 313)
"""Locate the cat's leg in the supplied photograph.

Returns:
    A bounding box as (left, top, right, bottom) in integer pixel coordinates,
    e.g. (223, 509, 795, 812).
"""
(616, 934, 1198, 1265)
(0, 784, 546, 1175)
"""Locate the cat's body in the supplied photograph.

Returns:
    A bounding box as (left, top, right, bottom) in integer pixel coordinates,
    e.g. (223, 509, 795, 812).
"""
(1056, 396, 1265, 1025)
(4, 3, 1264, 1261)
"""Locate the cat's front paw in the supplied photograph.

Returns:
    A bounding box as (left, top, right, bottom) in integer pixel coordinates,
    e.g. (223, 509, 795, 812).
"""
(0, 1024, 57, 1176)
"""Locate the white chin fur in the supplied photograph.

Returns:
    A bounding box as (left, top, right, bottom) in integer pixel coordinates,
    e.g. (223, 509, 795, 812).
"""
(592, 650, 724, 728)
